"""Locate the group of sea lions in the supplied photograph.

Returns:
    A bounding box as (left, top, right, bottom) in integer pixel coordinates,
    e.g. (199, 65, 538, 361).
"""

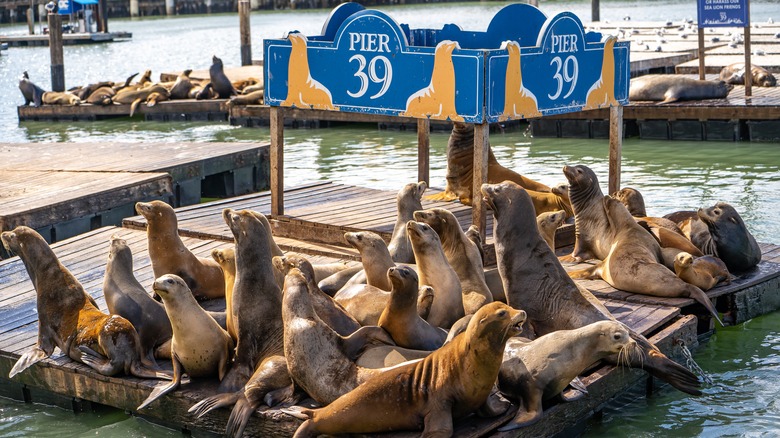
(2, 123, 764, 436)
(17, 56, 264, 115)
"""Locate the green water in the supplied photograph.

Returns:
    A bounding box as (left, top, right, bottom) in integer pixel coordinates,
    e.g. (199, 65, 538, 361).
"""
(1, 1, 779, 436)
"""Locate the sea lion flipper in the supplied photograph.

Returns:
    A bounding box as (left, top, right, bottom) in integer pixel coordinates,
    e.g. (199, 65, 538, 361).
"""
(424, 191, 458, 202)
(568, 376, 589, 394)
(188, 391, 241, 418)
(422, 405, 454, 437)
(264, 383, 295, 407)
(476, 390, 511, 417)
(9, 346, 48, 378)
(497, 391, 543, 431)
(225, 395, 255, 438)
(280, 405, 311, 421)
(417, 286, 435, 320)
(137, 355, 183, 410)
(341, 326, 395, 360)
(567, 263, 602, 280)
(559, 387, 586, 402)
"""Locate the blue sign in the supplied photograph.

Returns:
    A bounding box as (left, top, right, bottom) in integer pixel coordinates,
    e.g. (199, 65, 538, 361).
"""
(697, 0, 749, 27)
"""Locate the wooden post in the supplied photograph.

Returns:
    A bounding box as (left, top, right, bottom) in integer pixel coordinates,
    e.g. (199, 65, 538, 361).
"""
(697, 27, 705, 80)
(472, 122, 489, 241)
(744, 25, 752, 97)
(165, 0, 174, 16)
(528, 0, 538, 6)
(270, 106, 284, 217)
(48, 10, 64, 92)
(98, 0, 108, 32)
(239, 0, 251, 66)
(26, 7, 34, 34)
(130, 0, 139, 18)
(417, 118, 430, 186)
(608, 105, 623, 195)
(591, 0, 600, 22)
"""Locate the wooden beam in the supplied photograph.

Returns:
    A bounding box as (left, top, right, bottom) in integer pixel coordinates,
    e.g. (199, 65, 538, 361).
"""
(417, 118, 430, 185)
(591, 0, 600, 22)
(239, 0, 251, 66)
(472, 122, 489, 240)
(47, 12, 64, 92)
(744, 24, 752, 97)
(608, 105, 623, 195)
(270, 106, 284, 216)
(698, 27, 705, 80)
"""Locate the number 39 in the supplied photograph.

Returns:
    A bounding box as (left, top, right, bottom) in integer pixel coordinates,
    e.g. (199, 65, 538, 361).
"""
(347, 54, 393, 99)
(547, 55, 578, 100)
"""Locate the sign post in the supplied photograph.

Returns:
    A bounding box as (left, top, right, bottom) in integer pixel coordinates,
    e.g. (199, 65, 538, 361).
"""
(696, 0, 751, 96)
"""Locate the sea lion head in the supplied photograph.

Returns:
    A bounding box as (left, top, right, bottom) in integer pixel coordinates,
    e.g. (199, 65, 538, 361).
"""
(755, 71, 777, 87)
(480, 181, 533, 221)
(135, 200, 175, 222)
(413, 208, 456, 237)
(716, 80, 734, 95)
(182, 69, 192, 77)
(591, 321, 635, 358)
(108, 234, 132, 265)
(152, 274, 190, 301)
(697, 202, 743, 230)
(211, 247, 235, 267)
(399, 181, 427, 202)
(562, 164, 603, 208)
(406, 221, 441, 250)
(674, 252, 694, 270)
(344, 231, 386, 253)
(1, 226, 45, 257)
(537, 210, 566, 229)
(603, 195, 636, 228)
(611, 187, 646, 217)
(387, 266, 419, 297)
(273, 254, 315, 283)
(467, 302, 526, 350)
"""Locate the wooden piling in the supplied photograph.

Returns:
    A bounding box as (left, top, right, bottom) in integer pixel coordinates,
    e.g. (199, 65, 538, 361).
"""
(472, 122, 489, 240)
(47, 10, 64, 92)
(26, 8, 33, 35)
(608, 105, 623, 195)
(697, 27, 706, 80)
(744, 23, 752, 97)
(591, 0, 600, 22)
(98, 0, 107, 32)
(130, 0, 139, 17)
(417, 118, 430, 186)
(270, 106, 284, 216)
(239, 0, 251, 66)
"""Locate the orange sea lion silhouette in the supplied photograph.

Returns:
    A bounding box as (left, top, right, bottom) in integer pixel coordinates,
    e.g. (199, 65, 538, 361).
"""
(500, 40, 542, 120)
(583, 36, 618, 110)
(280, 33, 337, 111)
(401, 40, 464, 122)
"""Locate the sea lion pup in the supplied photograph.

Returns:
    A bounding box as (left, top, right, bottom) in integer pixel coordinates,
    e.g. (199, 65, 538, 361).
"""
(426, 122, 550, 204)
(497, 321, 636, 430)
(536, 210, 566, 250)
(103, 235, 172, 361)
(562, 166, 722, 324)
(2, 227, 169, 381)
(628, 75, 732, 103)
(287, 302, 526, 437)
(135, 200, 225, 301)
(611, 187, 683, 234)
(42, 91, 82, 106)
(210, 55, 237, 98)
(414, 208, 493, 314)
(169, 69, 194, 99)
(388, 181, 427, 263)
(138, 275, 233, 410)
(481, 181, 702, 395)
(674, 252, 730, 291)
(283, 269, 395, 405)
(698, 202, 761, 273)
(19, 71, 46, 107)
(408, 220, 465, 328)
(220, 208, 285, 393)
(342, 230, 395, 291)
(719, 62, 777, 87)
(273, 254, 361, 336)
(378, 266, 447, 350)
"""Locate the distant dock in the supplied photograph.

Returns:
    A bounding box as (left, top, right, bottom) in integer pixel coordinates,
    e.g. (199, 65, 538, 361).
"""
(0, 31, 132, 47)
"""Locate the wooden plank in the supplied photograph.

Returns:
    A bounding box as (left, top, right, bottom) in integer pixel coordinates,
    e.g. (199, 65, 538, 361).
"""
(418, 118, 430, 185)
(472, 122, 489, 240)
(270, 106, 284, 216)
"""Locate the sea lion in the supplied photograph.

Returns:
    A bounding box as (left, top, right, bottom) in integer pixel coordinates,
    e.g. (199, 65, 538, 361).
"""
(628, 75, 732, 103)
(426, 122, 551, 205)
(407, 220, 465, 328)
(42, 91, 81, 105)
(169, 69, 194, 99)
(612, 187, 684, 234)
(317, 265, 362, 295)
(378, 266, 447, 350)
(481, 181, 702, 395)
(138, 275, 233, 410)
(145, 90, 169, 107)
(333, 283, 390, 326)
(343, 231, 394, 291)
(135, 200, 225, 301)
(220, 208, 285, 393)
(719, 62, 777, 87)
(698, 202, 761, 272)
(413, 208, 493, 315)
(19, 71, 45, 107)
(103, 235, 172, 362)
(387, 181, 427, 264)
(241, 83, 264, 94)
(283, 269, 393, 405)
(536, 210, 566, 250)
(232, 77, 259, 92)
(227, 89, 263, 106)
(400, 40, 464, 121)
(287, 302, 525, 437)
(115, 85, 170, 116)
(674, 252, 730, 291)
(85, 86, 115, 105)
(76, 81, 114, 100)
(192, 82, 214, 100)
(112, 72, 139, 93)
(211, 247, 237, 341)
(2, 227, 169, 381)
(561, 166, 722, 324)
(210, 56, 238, 98)
(497, 321, 636, 430)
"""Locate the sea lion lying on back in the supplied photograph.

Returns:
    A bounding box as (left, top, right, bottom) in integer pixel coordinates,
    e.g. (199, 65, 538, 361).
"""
(719, 62, 777, 87)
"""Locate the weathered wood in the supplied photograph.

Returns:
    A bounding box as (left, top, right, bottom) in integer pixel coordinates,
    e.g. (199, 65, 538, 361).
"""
(608, 105, 623, 195)
(417, 118, 430, 185)
(270, 105, 284, 216)
(698, 27, 706, 80)
(47, 12, 64, 92)
(472, 122, 489, 241)
(591, 0, 599, 22)
(239, 0, 252, 66)
(744, 24, 752, 97)
(18, 98, 227, 122)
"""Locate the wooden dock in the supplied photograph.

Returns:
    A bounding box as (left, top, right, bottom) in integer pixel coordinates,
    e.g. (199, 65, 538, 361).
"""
(0, 31, 132, 47)
(0, 142, 269, 251)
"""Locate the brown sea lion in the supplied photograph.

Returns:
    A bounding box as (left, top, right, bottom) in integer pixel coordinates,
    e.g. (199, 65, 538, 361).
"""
(283, 269, 394, 405)
(135, 200, 225, 301)
(674, 253, 730, 291)
(76, 81, 114, 100)
(232, 76, 259, 92)
(342, 231, 394, 291)
(333, 283, 390, 326)
(85, 86, 115, 105)
(210, 55, 237, 98)
(719, 62, 777, 87)
(138, 275, 233, 410)
(169, 69, 194, 99)
(481, 181, 702, 395)
(426, 122, 550, 205)
(612, 187, 683, 234)
(219, 208, 284, 393)
(103, 235, 172, 362)
(629, 75, 732, 103)
(679, 216, 718, 256)
(227, 90, 264, 106)
(114, 85, 170, 116)
(211, 247, 237, 341)
(242, 83, 264, 95)
(562, 166, 722, 324)
(536, 210, 566, 250)
(497, 321, 636, 430)
(698, 202, 761, 272)
(111, 72, 139, 93)
(407, 220, 465, 328)
(414, 208, 493, 315)
(287, 302, 525, 437)
(388, 181, 427, 263)
(19, 71, 45, 107)
(42, 91, 81, 105)
(378, 266, 447, 350)
(317, 265, 363, 295)
(2, 227, 168, 381)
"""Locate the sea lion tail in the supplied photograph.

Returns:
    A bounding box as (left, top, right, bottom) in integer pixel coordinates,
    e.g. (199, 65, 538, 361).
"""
(225, 395, 255, 438)
(9, 347, 48, 378)
(188, 391, 241, 418)
(281, 405, 313, 420)
(129, 98, 141, 117)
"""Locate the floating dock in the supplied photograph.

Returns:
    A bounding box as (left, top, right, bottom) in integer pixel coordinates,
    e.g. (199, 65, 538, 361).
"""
(0, 31, 132, 47)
